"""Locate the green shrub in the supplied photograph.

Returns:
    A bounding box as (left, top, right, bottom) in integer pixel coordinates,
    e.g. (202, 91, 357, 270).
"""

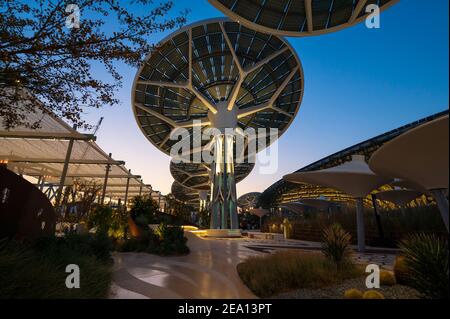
(237, 251, 362, 298)
(0, 234, 113, 298)
(117, 237, 148, 252)
(321, 224, 352, 267)
(118, 223, 189, 256)
(34, 233, 113, 264)
(130, 195, 159, 226)
(398, 233, 449, 299)
(153, 223, 189, 255)
(86, 205, 129, 240)
(109, 208, 129, 240)
(117, 226, 158, 252)
(87, 205, 113, 233)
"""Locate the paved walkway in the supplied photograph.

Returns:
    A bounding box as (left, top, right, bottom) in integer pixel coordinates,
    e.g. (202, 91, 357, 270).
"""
(110, 232, 259, 299)
(110, 232, 398, 299)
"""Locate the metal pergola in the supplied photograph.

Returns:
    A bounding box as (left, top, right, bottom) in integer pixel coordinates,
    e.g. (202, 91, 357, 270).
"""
(0, 98, 155, 205)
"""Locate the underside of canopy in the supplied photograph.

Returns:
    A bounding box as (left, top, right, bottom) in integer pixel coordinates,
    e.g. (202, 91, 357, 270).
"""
(0, 95, 153, 199)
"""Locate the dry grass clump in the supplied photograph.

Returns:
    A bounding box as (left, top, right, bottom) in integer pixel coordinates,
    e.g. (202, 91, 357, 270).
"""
(237, 250, 362, 298)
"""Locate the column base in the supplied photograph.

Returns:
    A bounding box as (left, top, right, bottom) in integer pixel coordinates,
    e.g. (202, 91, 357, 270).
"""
(205, 229, 242, 238)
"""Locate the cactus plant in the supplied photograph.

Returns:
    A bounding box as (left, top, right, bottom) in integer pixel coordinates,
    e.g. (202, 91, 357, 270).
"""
(393, 255, 410, 285)
(380, 270, 396, 286)
(363, 290, 385, 299)
(344, 288, 363, 299)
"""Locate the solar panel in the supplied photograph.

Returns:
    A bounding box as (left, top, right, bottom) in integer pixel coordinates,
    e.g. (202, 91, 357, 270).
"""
(209, 0, 398, 37)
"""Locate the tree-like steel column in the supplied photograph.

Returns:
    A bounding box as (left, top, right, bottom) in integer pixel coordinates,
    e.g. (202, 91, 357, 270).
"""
(210, 135, 224, 229)
(210, 134, 239, 229)
(132, 19, 304, 233)
(225, 134, 238, 229)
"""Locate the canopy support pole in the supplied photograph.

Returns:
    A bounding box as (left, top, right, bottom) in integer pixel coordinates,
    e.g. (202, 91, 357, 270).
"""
(431, 189, 449, 232)
(55, 126, 76, 206)
(123, 169, 131, 210)
(100, 153, 112, 205)
(356, 197, 366, 252)
(36, 176, 42, 187)
(39, 176, 46, 191)
(371, 194, 384, 239)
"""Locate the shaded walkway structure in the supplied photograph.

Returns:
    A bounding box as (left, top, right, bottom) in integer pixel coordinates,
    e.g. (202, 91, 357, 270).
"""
(0, 100, 156, 206)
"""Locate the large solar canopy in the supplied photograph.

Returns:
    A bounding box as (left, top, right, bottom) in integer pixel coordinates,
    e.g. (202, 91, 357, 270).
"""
(132, 18, 303, 155)
(209, 0, 398, 37)
(170, 159, 254, 191)
(0, 98, 152, 199)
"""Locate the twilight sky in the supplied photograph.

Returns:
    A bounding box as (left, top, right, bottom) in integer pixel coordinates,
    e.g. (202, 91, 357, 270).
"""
(82, 0, 449, 197)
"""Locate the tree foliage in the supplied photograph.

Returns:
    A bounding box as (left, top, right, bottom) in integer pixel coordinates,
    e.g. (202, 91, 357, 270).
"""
(165, 194, 193, 223)
(62, 179, 102, 222)
(0, 0, 188, 128)
(87, 205, 112, 233)
(129, 195, 159, 226)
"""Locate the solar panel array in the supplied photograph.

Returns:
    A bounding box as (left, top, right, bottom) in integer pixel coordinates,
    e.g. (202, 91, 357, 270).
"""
(133, 19, 303, 155)
(209, 0, 398, 36)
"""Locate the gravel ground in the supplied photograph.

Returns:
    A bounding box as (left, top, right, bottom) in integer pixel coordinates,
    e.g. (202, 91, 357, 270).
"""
(272, 277, 420, 299)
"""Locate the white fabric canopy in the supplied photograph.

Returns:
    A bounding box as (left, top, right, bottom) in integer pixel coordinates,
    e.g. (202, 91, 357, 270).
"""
(0, 96, 153, 198)
(369, 115, 449, 190)
(284, 155, 390, 198)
